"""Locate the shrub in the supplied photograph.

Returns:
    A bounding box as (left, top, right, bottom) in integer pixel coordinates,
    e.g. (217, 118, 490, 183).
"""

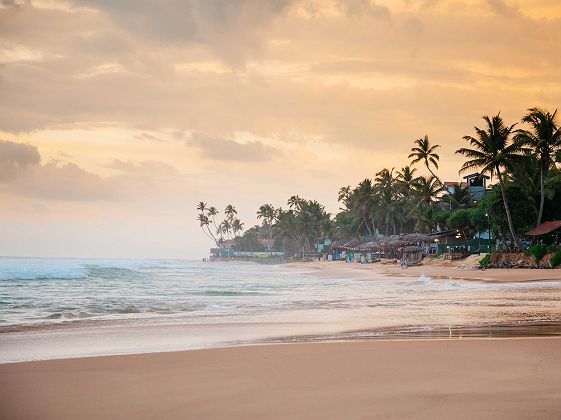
(524, 244, 554, 264)
(550, 250, 561, 268)
(479, 254, 491, 267)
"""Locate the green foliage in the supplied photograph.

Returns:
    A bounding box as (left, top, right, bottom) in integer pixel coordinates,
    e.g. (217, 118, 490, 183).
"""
(468, 205, 488, 233)
(446, 208, 472, 231)
(235, 226, 265, 253)
(524, 244, 555, 264)
(482, 184, 536, 236)
(550, 250, 561, 268)
(479, 254, 491, 267)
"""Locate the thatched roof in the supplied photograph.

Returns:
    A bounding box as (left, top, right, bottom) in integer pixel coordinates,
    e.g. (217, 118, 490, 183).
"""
(376, 233, 429, 248)
(402, 245, 423, 252)
(331, 238, 352, 248)
(331, 233, 429, 252)
(357, 241, 378, 251)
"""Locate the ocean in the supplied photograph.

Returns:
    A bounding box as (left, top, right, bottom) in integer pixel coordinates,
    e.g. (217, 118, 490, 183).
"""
(1, 257, 560, 362)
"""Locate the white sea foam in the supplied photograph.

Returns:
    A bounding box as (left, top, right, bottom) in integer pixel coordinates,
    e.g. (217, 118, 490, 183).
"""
(1, 258, 560, 362)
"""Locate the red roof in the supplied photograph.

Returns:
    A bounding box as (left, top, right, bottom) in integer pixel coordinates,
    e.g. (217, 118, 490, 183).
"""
(525, 221, 561, 236)
(443, 181, 468, 187)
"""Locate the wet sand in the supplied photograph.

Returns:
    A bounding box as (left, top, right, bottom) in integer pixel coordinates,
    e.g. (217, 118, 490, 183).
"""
(286, 259, 561, 282)
(1, 338, 560, 420)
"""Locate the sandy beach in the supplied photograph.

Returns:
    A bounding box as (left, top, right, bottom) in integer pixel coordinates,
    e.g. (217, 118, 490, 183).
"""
(285, 259, 561, 282)
(1, 338, 560, 420)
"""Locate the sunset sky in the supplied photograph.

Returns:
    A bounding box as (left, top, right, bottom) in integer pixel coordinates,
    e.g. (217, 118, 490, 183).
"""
(2, 0, 561, 258)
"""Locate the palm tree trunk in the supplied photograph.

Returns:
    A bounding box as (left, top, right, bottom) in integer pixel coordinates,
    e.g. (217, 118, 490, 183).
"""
(363, 215, 373, 237)
(496, 168, 519, 247)
(268, 224, 273, 256)
(427, 167, 444, 190)
(385, 219, 389, 236)
(537, 165, 545, 227)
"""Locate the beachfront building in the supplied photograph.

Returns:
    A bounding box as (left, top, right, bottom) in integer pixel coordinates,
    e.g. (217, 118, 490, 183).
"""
(442, 172, 490, 209)
(209, 239, 238, 259)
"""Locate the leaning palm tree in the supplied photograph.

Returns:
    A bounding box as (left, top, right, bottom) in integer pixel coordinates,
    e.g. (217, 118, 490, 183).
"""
(409, 135, 442, 186)
(456, 113, 521, 245)
(515, 107, 561, 227)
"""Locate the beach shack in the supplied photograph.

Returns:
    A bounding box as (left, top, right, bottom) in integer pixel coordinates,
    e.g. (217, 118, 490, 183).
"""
(330, 238, 364, 262)
(356, 241, 380, 263)
(525, 221, 561, 245)
(400, 246, 423, 265)
(376, 233, 430, 258)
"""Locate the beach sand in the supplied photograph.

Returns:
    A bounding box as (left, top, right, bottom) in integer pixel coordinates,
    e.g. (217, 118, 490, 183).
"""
(1, 338, 560, 420)
(285, 259, 561, 282)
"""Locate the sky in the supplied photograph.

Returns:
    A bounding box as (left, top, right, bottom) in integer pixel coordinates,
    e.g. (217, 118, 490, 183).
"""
(1, 0, 561, 258)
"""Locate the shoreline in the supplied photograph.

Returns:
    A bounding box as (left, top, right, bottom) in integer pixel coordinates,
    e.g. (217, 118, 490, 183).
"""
(283, 259, 561, 282)
(1, 319, 559, 364)
(1, 260, 560, 363)
(2, 338, 560, 419)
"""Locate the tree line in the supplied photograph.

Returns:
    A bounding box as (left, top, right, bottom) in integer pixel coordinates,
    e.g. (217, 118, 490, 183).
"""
(198, 107, 561, 254)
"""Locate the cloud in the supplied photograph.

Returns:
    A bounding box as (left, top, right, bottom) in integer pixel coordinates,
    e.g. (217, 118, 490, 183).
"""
(188, 132, 278, 162)
(74, 0, 295, 65)
(0, 140, 41, 180)
(106, 159, 178, 176)
(487, 0, 522, 18)
(0, 139, 118, 200)
(337, 0, 390, 19)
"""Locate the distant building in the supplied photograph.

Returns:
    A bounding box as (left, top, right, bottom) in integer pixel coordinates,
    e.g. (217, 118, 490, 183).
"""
(442, 172, 490, 208)
(462, 172, 489, 201)
(210, 239, 237, 258)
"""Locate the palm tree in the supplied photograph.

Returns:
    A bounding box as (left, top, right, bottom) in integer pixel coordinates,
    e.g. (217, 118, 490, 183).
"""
(456, 113, 521, 245)
(412, 175, 442, 204)
(197, 212, 218, 244)
(274, 209, 299, 253)
(287, 195, 305, 211)
(352, 179, 376, 237)
(232, 219, 244, 237)
(396, 166, 417, 192)
(515, 107, 561, 227)
(197, 202, 207, 212)
(257, 204, 276, 254)
(224, 204, 236, 219)
(396, 166, 418, 233)
(207, 206, 219, 231)
(409, 135, 442, 186)
(449, 184, 470, 209)
(337, 186, 352, 212)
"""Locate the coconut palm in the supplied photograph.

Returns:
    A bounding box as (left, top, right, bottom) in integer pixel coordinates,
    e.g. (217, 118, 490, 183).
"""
(352, 179, 377, 237)
(197, 212, 218, 244)
(412, 175, 442, 204)
(287, 195, 305, 211)
(224, 204, 237, 221)
(409, 135, 442, 186)
(197, 202, 207, 212)
(515, 107, 561, 226)
(207, 206, 219, 231)
(396, 166, 417, 192)
(232, 218, 244, 237)
(337, 186, 351, 211)
(456, 113, 521, 245)
(257, 204, 277, 254)
(449, 184, 470, 209)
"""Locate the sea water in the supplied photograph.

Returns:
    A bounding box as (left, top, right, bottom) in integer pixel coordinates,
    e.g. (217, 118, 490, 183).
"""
(1, 257, 560, 362)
